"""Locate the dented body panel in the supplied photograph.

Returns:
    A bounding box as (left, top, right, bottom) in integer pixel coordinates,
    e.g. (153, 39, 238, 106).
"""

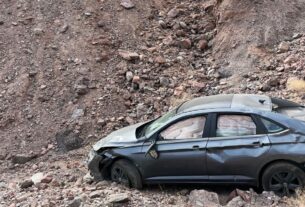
(87, 94, 305, 187)
(206, 134, 270, 184)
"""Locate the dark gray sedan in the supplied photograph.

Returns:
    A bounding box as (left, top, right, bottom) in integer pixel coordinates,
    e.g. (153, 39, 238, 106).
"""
(88, 94, 305, 196)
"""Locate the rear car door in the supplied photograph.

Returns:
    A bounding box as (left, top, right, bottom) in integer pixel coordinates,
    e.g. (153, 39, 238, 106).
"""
(140, 115, 210, 183)
(206, 113, 271, 184)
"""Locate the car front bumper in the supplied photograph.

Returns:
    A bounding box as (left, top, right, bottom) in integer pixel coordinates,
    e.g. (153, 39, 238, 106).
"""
(87, 150, 104, 180)
(87, 149, 115, 181)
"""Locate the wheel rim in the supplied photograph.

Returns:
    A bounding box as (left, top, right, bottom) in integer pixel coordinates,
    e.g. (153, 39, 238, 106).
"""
(269, 171, 301, 196)
(111, 166, 130, 187)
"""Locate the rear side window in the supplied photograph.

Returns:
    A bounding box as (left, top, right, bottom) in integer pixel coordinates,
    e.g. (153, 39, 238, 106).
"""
(260, 117, 284, 133)
(216, 115, 257, 137)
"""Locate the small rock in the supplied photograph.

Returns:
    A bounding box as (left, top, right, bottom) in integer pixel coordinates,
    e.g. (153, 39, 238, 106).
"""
(136, 103, 147, 116)
(198, 39, 208, 51)
(218, 68, 233, 78)
(33, 28, 43, 35)
(126, 71, 133, 82)
(260, 84, 271, 92)
(267, 77, 279, 87)
(0, 181, 6, 189)
(83, 172, 94, 184)
(278, 42, 289, 53)
(167, 8, 179, 18)
(174, 86, 184, 96)
(19, 180, 34, 189)
(16, 194, 29, 202)
(31, 172, 44, 184)
(40, 85, 47, 90)
(108, 193, 129, 203)
(0, 20, 4, 25)
(89, 191, 102, 199)
(74, 84, 88, 95)
(68, 198, 82, 207)
(179, 38, 192, 49)
(59, 23, 69, 33)
(132, 76, 140, 84)
(292, 33, 302, 39)
(41, 175, 53, 183)
(158, 20, 166, 28)
(118, 49, 139, 61)
(179, 21, 187, 29)
(179, 189, 189, 196)
(125, 116, 134, 125)
(167, 197, 176, 205)
(28, 71, 38, 77)
(226, 196, 246, 207)
(155, 56, 166, 64)
(284, 55, 297, 64)
(97, 118, 106, 127)
(97, 20, 105, 28)
(84, 12, 92, 16)
(159, 77, 170, 87)
(120, 0, 135, 9)
(191, 81, 206, 92)
(71, 108, 85, 120)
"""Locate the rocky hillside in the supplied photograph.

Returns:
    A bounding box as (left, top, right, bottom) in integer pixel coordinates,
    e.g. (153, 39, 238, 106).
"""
(1, 0, 305, 206)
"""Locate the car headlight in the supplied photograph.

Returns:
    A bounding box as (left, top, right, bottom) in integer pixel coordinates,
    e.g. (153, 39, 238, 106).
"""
(87, 149, 96, 163)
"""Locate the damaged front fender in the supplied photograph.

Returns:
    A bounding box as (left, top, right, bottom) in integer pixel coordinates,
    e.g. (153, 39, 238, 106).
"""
(87, 149, 117, 181)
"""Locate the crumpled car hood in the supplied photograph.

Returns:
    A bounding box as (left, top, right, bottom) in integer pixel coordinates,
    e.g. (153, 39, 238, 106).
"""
(93, 122, 144, 151)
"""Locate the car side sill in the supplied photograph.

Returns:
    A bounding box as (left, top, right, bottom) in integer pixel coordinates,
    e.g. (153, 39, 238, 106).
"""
(145, 175, 256, 185)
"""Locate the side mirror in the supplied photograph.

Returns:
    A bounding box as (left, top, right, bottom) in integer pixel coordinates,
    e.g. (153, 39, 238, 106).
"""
(158, 134, 165, 141)
(145, 139, 159, 159)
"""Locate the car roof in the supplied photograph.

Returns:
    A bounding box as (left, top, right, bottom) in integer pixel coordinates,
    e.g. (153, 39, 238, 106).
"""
(177, 94, 272, 114)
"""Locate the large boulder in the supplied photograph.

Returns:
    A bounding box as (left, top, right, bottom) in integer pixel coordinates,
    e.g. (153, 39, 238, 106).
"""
(107, 193, 129, 204)
(11, 154, 37, 164)
(55, 130, 83, 152)
(188, 189, 220, 207)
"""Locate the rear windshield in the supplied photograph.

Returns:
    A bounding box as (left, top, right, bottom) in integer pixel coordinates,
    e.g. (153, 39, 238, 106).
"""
(271, 98, 303, 109)
(272, 98, 305, 121)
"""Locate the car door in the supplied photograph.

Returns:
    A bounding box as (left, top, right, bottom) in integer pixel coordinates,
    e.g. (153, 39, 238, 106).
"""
(206, 112, 271, 184)
(140, 114, 210, 183)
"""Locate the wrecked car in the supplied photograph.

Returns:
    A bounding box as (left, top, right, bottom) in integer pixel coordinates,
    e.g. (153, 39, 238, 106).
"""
(88, 94, 305, 196)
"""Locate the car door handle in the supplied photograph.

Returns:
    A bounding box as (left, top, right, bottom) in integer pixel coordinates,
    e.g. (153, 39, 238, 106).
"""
(192, 145, 200, 150)
(252, 141, 263, 147)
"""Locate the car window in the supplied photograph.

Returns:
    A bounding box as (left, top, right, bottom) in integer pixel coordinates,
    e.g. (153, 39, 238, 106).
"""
(145, 108, 176, 136)
(260, 117, 284, 133)
(160, 116, 206, 140)
(216, 115, 257, 137)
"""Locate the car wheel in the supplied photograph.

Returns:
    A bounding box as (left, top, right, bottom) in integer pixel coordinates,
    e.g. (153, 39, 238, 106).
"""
(110, 159, 143, 189)
(262, 162, 305, 196)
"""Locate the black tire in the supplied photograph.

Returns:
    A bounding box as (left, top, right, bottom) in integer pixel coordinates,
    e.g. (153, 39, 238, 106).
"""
(110, 159, 143, 189)
(262, 162, 305, 196)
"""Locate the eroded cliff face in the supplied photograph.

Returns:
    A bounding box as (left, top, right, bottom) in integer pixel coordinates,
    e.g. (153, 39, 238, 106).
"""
(213, 0, 305, 75)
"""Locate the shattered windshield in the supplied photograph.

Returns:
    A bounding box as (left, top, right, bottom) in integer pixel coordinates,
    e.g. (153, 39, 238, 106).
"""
(145, 108, 176, 136)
